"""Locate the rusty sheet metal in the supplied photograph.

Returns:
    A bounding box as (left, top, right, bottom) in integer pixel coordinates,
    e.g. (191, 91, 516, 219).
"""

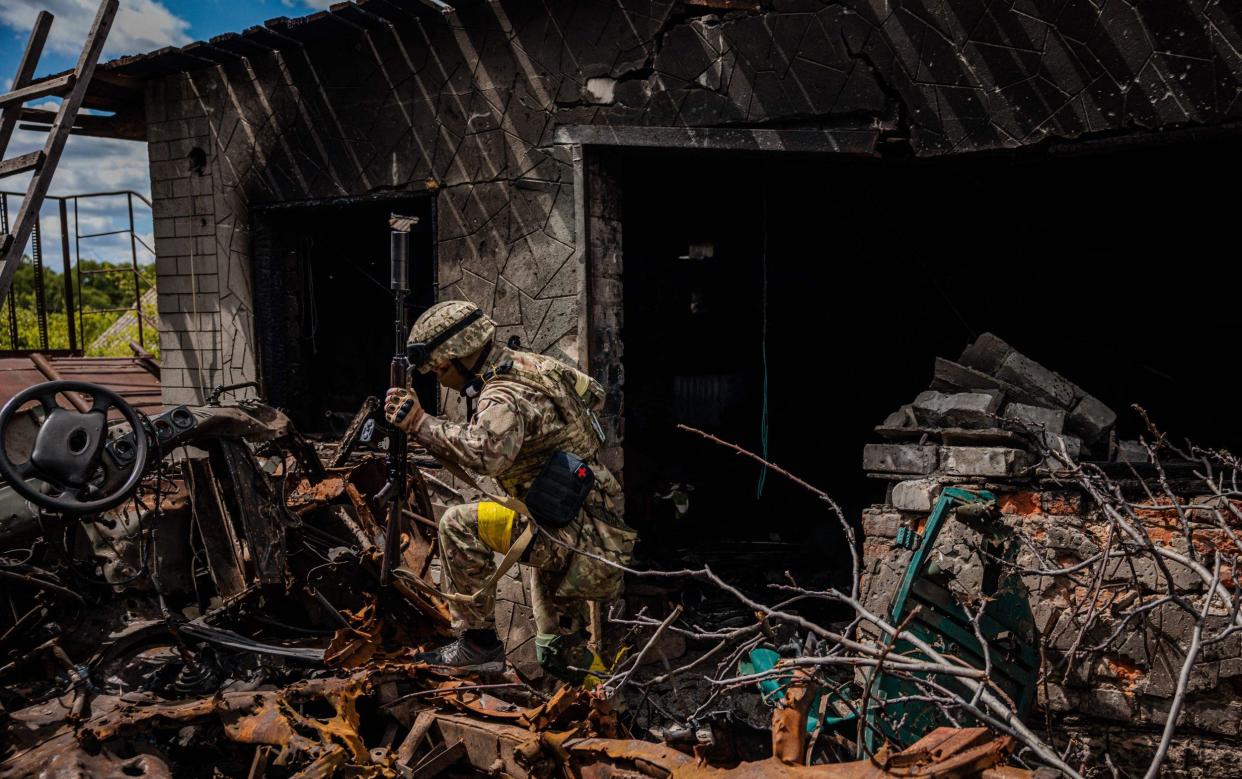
(431, 679, 526, 721)
(771, 668, 817, 765)
(541, 726, 1017, 779)
(287, 475, 348, 513)
(325, 602, 383, 668)
(188, 404, 295, 442)
(80, 674, 373, 767)
(0, 356, 161, 415)
(520, 685, 588, 731)
(431, 713, 540, 779)
(0, 732, 174, 779)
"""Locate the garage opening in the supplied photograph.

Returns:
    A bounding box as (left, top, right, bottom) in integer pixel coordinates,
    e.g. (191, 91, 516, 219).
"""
(251, 195, 436, 433)
(610, 136, 1242, 585)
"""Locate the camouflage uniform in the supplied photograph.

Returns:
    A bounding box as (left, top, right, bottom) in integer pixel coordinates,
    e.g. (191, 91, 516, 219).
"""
(412, 346, 636, 641)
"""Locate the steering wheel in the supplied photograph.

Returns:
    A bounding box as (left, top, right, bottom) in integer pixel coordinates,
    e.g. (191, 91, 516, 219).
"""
(0, 381, 149, 514)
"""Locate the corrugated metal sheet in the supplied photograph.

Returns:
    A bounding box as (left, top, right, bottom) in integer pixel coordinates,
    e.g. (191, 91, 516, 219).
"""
(0, 356, 161, 414)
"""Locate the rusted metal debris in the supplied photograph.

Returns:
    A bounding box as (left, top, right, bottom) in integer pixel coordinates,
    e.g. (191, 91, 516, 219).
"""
(0, 393, 1041, 778)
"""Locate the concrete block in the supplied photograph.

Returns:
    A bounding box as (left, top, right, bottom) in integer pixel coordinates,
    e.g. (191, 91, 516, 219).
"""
(178, 255, 217, 275)
(880, 405, 915, 428)
(861, 507, 902, 539)
(159, 275, 194, 294)
(159, 348, 188, 369)
(194, 236, 217, 256)
(932, 357, 1045, 405)
(165, 197, 193, 218)
(1115, 440, 1149, 463)
(1041, 433, 1082, 468)
(1219, 657, 1242, 678)
(911, 390, 1003, 428)
(1002, 402, 1065, 434)
(940, 446, 1032, 477)
(1088, 687, 1134, 722)
(154, 235, 192, 257)
(180, 293, 219, 312)
(958, 332, 1013, 373)
(148, 159, 185, 181)
(863, 443, 939, 474)
(147, 141, 170, 162)
(892, 478, 940, 513)
(995, 351, 1076, 408)
(1068, 393, 1116, 443)
(154, 255, 180, 276)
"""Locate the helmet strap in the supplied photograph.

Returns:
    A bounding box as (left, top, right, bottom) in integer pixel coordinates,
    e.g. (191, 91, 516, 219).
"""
(458, 341, 494, 398)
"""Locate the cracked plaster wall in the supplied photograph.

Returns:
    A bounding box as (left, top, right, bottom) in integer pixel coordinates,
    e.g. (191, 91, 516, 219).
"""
(145, 0, 1242, 406)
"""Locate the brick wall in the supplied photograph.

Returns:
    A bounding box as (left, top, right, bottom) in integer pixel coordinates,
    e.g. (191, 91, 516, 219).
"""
(147, 75, 224, 406)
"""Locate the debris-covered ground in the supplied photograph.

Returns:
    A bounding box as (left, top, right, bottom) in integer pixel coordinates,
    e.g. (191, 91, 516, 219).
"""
(2, 339, 1240, 777)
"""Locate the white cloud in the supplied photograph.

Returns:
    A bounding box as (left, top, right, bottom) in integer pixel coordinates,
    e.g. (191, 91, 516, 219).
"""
(6, 125, 150, 197)
(5, 125, 152, 267)
(296, 0, 336, 9)
(0, 0, 192, 61)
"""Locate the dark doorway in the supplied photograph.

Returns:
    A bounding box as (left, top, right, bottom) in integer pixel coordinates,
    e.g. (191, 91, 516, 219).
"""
(615, 136, 1242, 579)
(251, 195, 436, 433)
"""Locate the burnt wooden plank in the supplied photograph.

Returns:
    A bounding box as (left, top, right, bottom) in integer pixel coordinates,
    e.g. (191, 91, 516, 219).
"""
(0, 74, 74, 109)
(0, 150, 43, 179)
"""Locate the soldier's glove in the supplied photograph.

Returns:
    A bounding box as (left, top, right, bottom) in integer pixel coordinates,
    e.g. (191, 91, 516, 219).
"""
(384, 387, 424, 432)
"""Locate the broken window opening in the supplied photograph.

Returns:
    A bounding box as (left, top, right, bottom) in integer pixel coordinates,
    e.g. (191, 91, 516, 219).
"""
(251, 195, 437, 433)
(606, 136, 1242, 587)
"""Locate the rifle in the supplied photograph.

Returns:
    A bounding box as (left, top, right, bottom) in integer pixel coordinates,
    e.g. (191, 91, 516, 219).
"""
(379, 213, 418, 586)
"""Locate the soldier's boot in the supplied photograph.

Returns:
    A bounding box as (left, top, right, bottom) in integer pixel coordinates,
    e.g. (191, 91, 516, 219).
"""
(416, 630, 505, 673)
(535, 632, 601, 686)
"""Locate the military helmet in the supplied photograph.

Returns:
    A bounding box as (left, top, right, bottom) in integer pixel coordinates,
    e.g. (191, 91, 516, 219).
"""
(407, 300, 495, 373)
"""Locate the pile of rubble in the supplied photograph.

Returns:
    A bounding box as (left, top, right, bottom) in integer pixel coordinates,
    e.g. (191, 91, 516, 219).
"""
(859, 335, 1242, 775)
(864, 332, 1127, 504)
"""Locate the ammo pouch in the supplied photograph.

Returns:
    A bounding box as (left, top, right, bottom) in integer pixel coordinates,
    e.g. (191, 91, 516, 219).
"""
(525, 451, 594, 529)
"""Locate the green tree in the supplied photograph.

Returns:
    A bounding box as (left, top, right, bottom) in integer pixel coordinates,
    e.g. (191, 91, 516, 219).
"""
(0, 255, 158, 357)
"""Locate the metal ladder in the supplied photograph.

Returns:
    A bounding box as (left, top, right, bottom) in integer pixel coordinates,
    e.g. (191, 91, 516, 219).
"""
(0, 0, 118, 302)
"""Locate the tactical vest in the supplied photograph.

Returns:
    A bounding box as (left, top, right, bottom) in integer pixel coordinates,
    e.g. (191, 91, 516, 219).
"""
(482, 349, 636, 600)
(482, 349, 606, 497)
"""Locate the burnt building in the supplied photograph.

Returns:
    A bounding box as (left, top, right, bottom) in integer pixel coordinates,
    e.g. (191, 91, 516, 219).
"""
(65, 0, 1242, 543)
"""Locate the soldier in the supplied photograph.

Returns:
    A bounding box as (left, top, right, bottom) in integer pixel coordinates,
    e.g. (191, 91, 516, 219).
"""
(384, 301, 636, 681)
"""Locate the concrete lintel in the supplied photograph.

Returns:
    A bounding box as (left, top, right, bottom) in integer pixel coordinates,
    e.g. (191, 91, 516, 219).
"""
(553, 124, 879, 155)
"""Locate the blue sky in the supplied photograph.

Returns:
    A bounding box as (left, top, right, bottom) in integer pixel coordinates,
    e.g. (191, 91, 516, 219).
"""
(1, 0, 332, 268)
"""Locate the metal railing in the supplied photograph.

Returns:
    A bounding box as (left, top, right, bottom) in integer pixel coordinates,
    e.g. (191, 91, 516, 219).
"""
(0, 189, 153, 354)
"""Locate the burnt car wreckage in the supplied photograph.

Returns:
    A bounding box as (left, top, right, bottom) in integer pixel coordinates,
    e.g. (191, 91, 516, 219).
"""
(0, 376, 1034, 778)
(4, 0, 1242, 777)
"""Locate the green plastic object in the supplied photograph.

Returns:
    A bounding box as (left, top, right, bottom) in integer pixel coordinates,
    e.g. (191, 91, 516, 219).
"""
(863, 487, 1038, 755)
